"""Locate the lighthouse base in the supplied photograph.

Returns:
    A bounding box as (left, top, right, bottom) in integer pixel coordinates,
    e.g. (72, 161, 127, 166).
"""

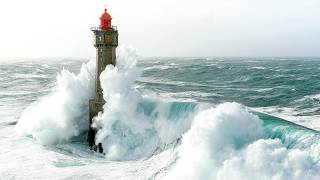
(87, 99, 104, 147)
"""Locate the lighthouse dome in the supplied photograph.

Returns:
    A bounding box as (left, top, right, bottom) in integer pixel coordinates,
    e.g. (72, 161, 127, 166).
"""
(100, 8, 112, 30)
(100, 9, 112, 21)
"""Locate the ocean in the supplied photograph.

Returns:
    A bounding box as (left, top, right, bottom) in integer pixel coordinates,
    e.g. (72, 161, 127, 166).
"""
(1, 49, 320, 179)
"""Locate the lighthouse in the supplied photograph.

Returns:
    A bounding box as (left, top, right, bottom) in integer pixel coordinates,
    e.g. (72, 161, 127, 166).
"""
(87, 8, 118, 148)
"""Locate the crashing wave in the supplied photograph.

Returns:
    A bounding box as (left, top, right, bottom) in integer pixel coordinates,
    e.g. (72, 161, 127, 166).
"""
(15, 47, 320, 180)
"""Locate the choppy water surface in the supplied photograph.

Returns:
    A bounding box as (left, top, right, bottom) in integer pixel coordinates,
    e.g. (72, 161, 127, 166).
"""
(139, 57, 320, 128)
(1, 55, 320, 180)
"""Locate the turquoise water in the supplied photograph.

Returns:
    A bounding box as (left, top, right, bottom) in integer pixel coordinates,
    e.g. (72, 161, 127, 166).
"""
(138, 57, 320, 128)
(1, 57, 320, 179)
(139, 57, 320, 110)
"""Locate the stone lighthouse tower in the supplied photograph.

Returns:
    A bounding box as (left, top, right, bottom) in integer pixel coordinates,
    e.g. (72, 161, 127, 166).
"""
(87, 8, 118, 147)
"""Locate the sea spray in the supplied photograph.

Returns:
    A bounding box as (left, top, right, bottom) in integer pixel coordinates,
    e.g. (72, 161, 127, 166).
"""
(93, 47, 198, 160)
(15, 47, 137, 145)
(5, 56, 320, 179)
(16, 59, 96, 144)
(15, 47, 198, 160)
(15, 47, 320, 179)
(166, 103, 320, 180)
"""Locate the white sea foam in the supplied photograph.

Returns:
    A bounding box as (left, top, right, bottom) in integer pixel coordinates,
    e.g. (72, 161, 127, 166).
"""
(16, 59, 95, 144)
(253, 106, 320, 131)
(13, 48, 320, 180)
(15, 47, 197, 161)
(166, 103, 320, 180)
(303, 94, 320, 100)
(251, 66, 266, 70)
(92, 47, 197, 160)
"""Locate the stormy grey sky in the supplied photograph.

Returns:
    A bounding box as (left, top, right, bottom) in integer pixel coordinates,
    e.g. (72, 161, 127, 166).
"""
(0, 0, 319, 58)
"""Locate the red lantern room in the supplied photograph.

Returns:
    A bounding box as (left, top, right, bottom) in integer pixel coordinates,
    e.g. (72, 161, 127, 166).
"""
(100, 9, 112, 30)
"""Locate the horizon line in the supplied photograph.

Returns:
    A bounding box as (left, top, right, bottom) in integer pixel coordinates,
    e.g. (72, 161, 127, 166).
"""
(1, 55, 320, 61)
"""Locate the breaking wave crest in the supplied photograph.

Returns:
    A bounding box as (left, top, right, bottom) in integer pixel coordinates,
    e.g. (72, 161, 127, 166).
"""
(16, 47, 198, 160)
(166, 103, 320, 180)
(92, 47, 198, 160)
(16, 59, 95, 144)
(16, 48, 320, 179)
